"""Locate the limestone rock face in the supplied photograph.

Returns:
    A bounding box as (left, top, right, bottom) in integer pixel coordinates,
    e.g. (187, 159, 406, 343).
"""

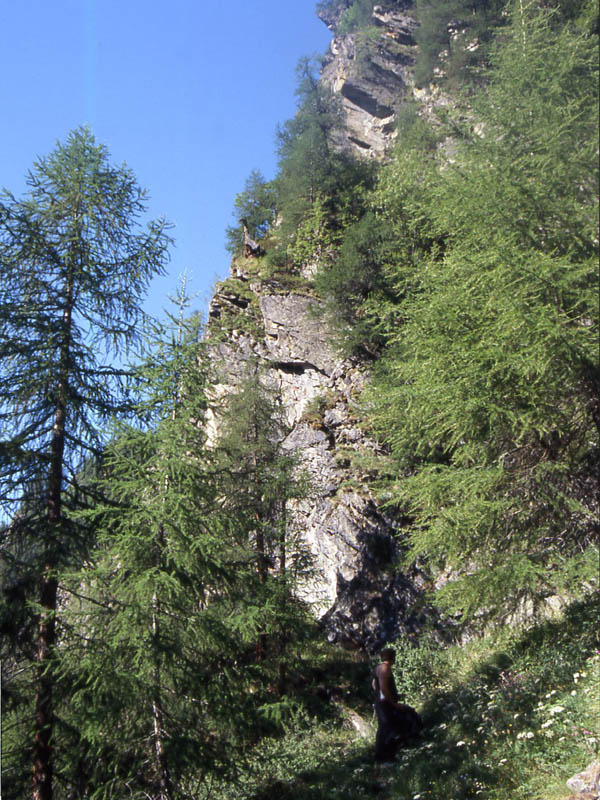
(207, 269, 431, 651)
(203, 2, 437, 651)
(321, 1, 418, 158)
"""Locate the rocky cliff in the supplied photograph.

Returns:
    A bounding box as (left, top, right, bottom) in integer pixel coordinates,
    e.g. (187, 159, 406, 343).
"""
(205, 1, 437, 652)
(319, 1, 419, 158)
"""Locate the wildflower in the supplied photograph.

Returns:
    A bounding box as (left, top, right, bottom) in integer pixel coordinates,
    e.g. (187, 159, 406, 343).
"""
(517, 731, 534, 740)
(549, 705, 564, 715)
(541, 720, 553, 729)
(499, 758, 508, 765)
(571, 690, 577, 696)
(456, 740, 466, 747)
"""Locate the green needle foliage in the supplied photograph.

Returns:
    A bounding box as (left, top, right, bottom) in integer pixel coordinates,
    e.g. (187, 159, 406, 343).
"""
(214, 360, 314, 668)
(0, 127, 171, 800)
(414, 0, 507, 87)
(225, 169, 277, 256)
(365, 2, 599, 623)
(270, 58, 375, 272)
(56, 293, 263, 799)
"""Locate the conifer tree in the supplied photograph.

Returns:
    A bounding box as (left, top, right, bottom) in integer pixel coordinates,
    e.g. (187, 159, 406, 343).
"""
(414, 0, 507, 87)
(367, 3, 599, 623)
(224, 169, 276, 256)
(214, 361, 312, 668)
(0, 127, 171, 800)
(56, 288, 262, 797)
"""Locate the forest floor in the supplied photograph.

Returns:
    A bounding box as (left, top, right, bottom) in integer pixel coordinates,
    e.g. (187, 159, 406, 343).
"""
(204, 595, 599, 800)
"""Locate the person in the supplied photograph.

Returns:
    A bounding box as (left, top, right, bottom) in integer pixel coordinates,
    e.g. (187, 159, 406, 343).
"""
(372, 647, 422, 765)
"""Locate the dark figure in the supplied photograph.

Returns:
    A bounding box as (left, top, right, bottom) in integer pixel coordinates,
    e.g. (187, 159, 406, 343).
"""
(372, 647, 422, 763)
(241, 218, 263, 258)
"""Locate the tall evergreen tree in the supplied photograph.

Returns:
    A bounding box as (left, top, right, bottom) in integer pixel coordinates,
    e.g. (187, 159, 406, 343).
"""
(56, 291, 261, 798)
(414, 0, 507, 87)
(0, 127, 171, 800)
(366, 2, 599, 623)
(214, 361, 313, 667)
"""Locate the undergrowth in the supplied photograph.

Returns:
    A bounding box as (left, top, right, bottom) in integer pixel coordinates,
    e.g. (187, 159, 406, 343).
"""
(197, 596, 598, 799)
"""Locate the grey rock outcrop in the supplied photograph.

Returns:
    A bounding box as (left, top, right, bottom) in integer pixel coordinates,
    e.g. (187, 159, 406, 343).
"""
(566, 761, 600, 800)
(203, 2, 439, 651)
(320, 1, 418, 158)
(206, 266, 432, 651)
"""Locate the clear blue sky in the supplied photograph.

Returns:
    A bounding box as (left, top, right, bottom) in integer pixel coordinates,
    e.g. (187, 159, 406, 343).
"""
(0, 0, 331, 320)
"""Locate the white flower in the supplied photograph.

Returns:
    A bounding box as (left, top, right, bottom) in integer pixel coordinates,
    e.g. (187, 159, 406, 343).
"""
(571, 690, 577, 696)
(549, 705, 565, 715)
(541, 720, 553, 729)
(456, 740, 466, 747)
(517, 731, 534, 740)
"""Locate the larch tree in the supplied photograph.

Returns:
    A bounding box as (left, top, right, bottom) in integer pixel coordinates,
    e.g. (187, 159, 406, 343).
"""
(214, 361, 313, 671)
(366, 1, 599, 623)
(0, 127, 171, 800)
(224, 169, 277, 256)
(57, 289, 259, 798)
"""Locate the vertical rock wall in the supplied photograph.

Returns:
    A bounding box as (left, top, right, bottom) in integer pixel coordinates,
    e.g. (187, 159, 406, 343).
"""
(320, 1, 419, 158)
(207, 266, 432, 651)
(204, 1, 437, 652)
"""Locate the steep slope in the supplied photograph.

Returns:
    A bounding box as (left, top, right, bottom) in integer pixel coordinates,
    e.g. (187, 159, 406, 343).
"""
(320, 1, 419, 157)
(206, 264, 433, 651)
(204, 1, 440, 652)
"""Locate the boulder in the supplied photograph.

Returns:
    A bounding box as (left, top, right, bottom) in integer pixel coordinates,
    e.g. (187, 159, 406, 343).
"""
(566, 761, 600, 799)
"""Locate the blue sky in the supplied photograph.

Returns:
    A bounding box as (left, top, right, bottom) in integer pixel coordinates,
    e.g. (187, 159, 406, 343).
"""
(0, 0, 331, 320)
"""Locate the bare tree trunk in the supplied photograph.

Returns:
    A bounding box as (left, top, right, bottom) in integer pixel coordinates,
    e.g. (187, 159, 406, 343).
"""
(33, 276, 73, 800)
(277, 503, 287, 696)
(152, 566, 173, 800)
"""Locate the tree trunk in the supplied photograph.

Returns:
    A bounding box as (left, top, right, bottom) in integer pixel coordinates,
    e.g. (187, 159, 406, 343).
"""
(151, 525, 174, 800)
(32, 276, 73, 800)
(255, 517, 268, 661)
(32, 569, 58, 800)
(277, 505, 287, 696)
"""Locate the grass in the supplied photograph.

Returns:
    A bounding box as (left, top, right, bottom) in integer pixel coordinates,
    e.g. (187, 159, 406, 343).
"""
(199, 595, 599, 799)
